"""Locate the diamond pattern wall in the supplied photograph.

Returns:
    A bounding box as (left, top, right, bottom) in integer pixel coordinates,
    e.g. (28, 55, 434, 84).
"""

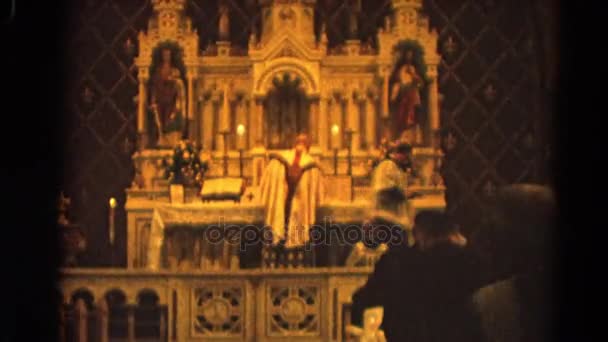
(64, 0, 554, 266)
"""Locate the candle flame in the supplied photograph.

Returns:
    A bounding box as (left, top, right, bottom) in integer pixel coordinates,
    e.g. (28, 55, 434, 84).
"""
(237, 124, 246, 136)
(331, 124, 340, 136)
(109, 197, 117, 208)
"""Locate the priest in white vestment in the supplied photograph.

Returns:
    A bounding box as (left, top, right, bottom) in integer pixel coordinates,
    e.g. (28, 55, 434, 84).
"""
(259, 134, 324, 248)
(370, 142, 415, 243)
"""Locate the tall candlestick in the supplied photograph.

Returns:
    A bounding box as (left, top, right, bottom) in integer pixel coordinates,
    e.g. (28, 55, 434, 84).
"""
(222, 83, 231, 131)
(345, 128, 354, 176)
(109, 197, 117, 246)
(382, 73, 389, 118)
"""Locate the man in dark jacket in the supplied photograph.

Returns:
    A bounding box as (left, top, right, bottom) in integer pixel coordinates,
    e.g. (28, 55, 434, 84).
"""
(351, 210, 483, 341)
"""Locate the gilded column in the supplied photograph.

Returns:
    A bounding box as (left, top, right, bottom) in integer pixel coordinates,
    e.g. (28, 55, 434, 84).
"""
(309, 97, 320, 146)
(213, 92, 224, 152)
(381, 70, 389, 118)
(221, 83, 231, 131)
(318, 96, 329, 151)
(248, 97, 256, 148)
(217, 83, 231, 151)
(347, 89, 361, 152)
(330, 94, 343, 149)
(256, 99, 264, 146)
(137, 74, 146, 133)
(137, 68, 148, 148)
(429, 67, 440, 146)
(187, 71, 195, 138)
(365, 91, 378, 150)
(202, 92, 215, 150)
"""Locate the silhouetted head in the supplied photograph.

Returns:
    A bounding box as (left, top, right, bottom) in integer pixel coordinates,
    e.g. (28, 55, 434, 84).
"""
(413, 210, 459, 250)
(474, 183, 556, 277)
(388, 142, 412, 169)
(294, 133, 311, 153)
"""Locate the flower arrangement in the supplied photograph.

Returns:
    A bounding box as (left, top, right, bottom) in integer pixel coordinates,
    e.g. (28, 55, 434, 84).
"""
(162, 140, 209, 186)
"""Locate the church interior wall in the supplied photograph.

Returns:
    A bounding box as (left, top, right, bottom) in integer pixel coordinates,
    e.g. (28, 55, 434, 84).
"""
(64, 0, 554, 268)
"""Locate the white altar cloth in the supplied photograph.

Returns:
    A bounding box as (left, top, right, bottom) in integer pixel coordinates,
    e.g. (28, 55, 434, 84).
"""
(146, 203, 265, 270)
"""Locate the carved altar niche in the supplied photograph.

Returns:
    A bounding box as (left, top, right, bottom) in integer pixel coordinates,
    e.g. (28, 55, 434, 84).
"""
(135, 0, 199, 149)
(264, 73, 311, 149)
(251, 64, 321, 151)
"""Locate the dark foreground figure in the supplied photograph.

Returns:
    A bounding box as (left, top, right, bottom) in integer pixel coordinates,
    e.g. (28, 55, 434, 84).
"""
(352, 211, 483, 342)
(352, 184, 556, 342)
(471, 184, 556, 342)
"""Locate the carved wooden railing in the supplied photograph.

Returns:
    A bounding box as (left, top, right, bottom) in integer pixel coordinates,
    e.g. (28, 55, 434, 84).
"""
(60, 267, 372, 342)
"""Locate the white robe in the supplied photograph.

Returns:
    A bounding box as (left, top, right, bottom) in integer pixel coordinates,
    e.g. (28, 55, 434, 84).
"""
(259, 150, 324, 248)
(371, 159, 411, 229)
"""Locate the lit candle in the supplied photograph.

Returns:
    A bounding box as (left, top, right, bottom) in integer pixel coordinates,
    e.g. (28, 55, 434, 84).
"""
(331, 124, 340, 149)
(236, 124, 246, 150)
(109, 197, 117, 245)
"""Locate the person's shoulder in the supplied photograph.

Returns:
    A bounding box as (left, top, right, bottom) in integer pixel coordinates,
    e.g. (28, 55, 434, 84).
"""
(472, 277, 518, 307)
(472, 277, 521, 341)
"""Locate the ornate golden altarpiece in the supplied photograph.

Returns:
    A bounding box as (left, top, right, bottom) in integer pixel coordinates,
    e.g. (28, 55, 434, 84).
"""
(127, 0, 445, 265)
(60, 1, 447, 341)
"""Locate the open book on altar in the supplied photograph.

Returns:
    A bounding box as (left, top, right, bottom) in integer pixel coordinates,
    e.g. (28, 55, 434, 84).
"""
(200, 177, 246, 202)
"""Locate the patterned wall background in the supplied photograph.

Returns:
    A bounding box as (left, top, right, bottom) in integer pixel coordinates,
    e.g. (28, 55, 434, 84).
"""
(64, 0, 556, 266)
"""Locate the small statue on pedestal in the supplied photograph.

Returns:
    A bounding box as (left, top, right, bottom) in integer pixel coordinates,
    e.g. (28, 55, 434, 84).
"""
(218, 2, 230, 41)
(345, 307, 387, 342)
(348, 0, 361, 39)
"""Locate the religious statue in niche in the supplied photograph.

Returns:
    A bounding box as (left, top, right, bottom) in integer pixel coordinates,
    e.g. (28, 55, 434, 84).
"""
(348, 0, 361, 39)
(148, 42, 187, 147)
(218, 1, 230, 41)
(389, 42, 429, 144)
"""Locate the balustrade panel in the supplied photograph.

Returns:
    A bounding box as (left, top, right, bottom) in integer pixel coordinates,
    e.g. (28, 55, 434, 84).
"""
(60, 268, 372, 341)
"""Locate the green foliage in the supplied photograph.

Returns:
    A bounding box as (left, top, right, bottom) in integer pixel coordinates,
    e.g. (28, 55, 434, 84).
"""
(162, 140, 209, 186)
